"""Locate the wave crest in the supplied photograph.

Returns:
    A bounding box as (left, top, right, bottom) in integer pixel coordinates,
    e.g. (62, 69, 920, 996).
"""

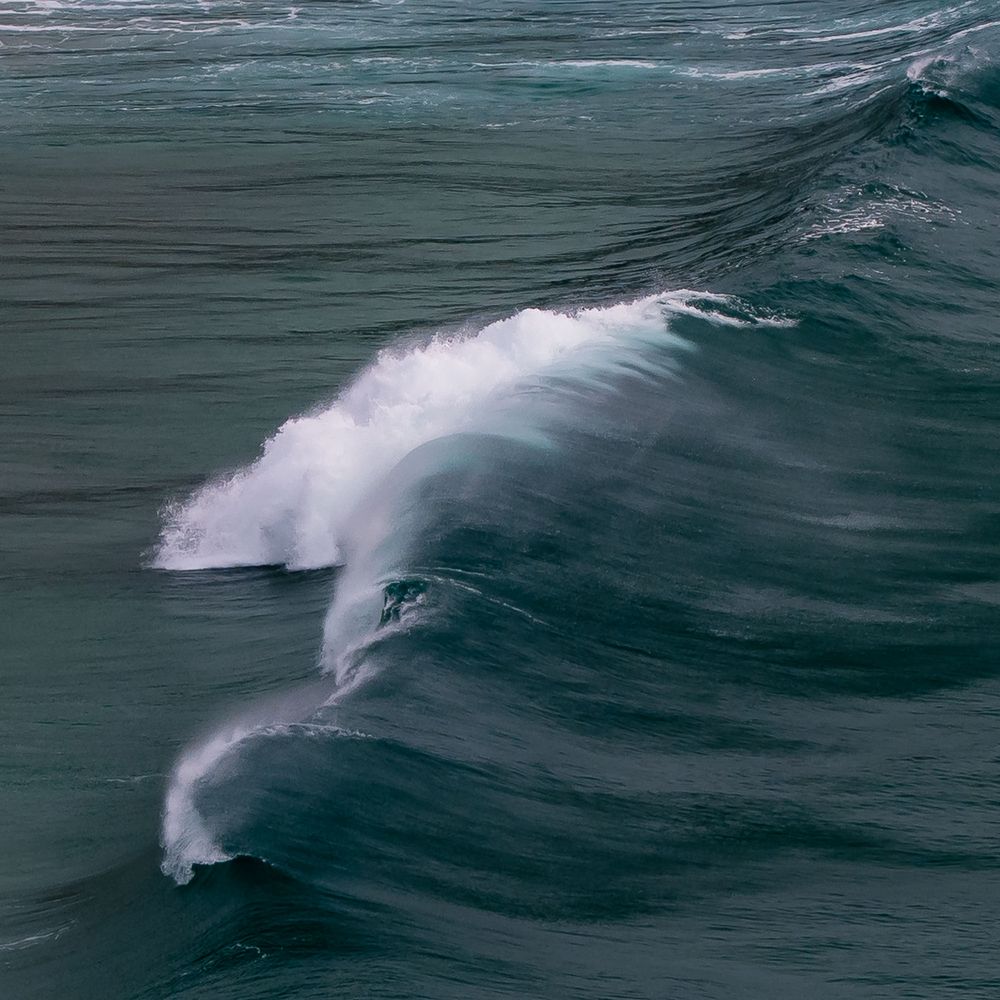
(153, 293, 722, 572)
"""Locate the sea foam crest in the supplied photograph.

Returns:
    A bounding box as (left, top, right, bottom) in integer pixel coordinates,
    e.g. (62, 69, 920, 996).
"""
(155, 292, 772, 572)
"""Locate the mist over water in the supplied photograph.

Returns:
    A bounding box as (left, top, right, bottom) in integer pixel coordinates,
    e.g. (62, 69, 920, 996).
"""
(4, 2, 1000, 998)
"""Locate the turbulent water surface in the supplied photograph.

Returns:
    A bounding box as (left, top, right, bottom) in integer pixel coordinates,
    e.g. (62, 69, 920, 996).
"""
(3, 2, 1000, 997)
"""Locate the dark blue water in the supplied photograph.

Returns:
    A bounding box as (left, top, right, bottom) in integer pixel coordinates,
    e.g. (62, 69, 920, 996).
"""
(3, 2, 1000, 997)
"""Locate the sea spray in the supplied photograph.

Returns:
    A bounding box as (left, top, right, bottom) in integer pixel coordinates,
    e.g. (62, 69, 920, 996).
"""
(153, 293, 725, 572)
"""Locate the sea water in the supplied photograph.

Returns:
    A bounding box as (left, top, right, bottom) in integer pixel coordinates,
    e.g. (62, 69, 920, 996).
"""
(3, 3, 1000, 997)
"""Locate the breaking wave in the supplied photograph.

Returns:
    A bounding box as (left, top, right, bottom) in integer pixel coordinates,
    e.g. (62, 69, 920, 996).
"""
(157, 289, 790, 884)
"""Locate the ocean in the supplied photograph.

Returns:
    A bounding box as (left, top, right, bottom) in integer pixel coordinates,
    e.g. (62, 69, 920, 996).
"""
(3, 2, 1000, 997)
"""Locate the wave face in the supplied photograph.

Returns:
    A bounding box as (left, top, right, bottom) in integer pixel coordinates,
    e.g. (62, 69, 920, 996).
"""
(157, 290, 788, 884)
(5, 3, 1000, 1000)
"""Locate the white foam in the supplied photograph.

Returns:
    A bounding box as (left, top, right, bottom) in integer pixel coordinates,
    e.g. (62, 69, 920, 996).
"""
(779, 5, 974, 45)
(471, 59, 660, 71)
(161, 727, 241, 884)
(907, 54, 942, 83)
(154, 293, 742, 572)
(682, 65, 797, 82)
(803, 64, 880, 97)
(800, 191, 958, 242)
(558, 59, 660, 70)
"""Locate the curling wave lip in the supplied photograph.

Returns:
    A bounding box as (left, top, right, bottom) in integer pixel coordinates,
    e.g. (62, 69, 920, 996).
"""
(154, 291, 782, 574)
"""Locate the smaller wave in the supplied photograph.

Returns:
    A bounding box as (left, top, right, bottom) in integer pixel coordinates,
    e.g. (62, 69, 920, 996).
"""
(903, 43, 1000, 128)
(161, 578, 431, 884)
(905, 50, 981, 100)
(162, 557, 430, 886)
(161, 709, 373, 886)
(161, 728, 241, 884)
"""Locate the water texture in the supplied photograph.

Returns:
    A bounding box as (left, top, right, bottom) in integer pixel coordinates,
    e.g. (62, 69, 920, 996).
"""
(3, 2, 1000, 998)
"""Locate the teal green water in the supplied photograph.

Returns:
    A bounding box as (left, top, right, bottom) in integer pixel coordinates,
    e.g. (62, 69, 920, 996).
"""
(3, 3, 1000, 997)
